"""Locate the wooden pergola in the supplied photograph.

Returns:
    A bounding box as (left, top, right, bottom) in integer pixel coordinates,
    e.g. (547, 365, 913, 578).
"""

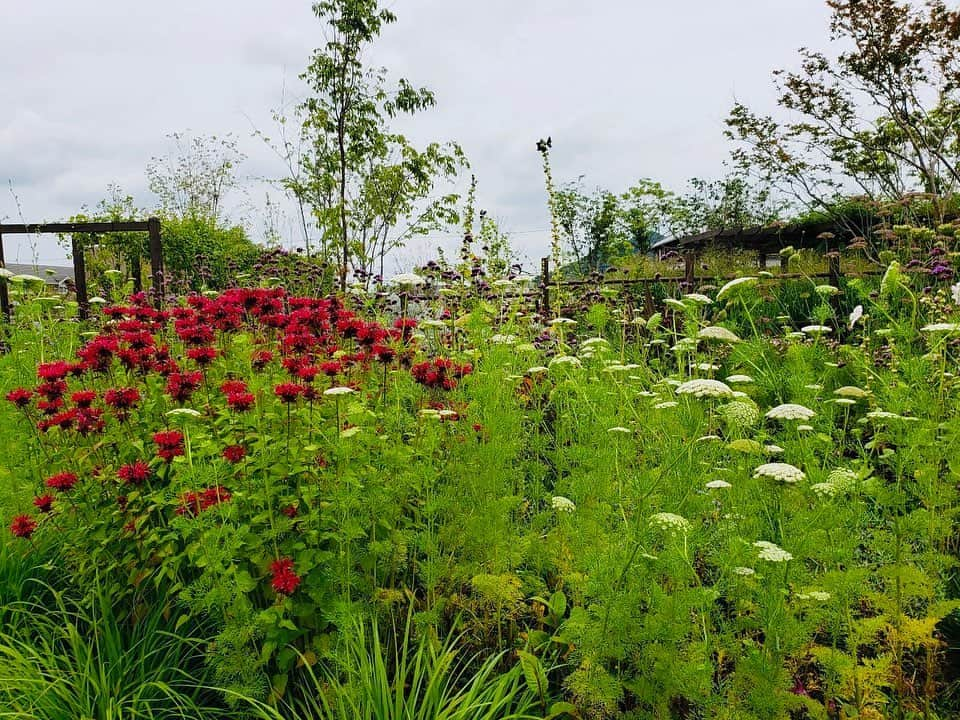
(0, 218, 164, 320)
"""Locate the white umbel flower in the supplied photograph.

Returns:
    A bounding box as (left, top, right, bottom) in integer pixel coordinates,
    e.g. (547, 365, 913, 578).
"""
(921, 323, 960, 333)
(754, 540, 793, 562)
(697, 326, 741, 343)
(834, 386, 870, 399)
(551, 496, 576, 513)
(323, 386, 356, 397)
(726, 374, 754, 384)
(732, 566, 756, 576)
(801, 325, 832, 335)
(654, 401, 678, 409)
(675, 379, 733, 399)
(549, 355, 582, 368)
(649, 512, 691, 533)
(716, 276, 758, 301)
(705, 479, 732, 489)
(753, 462, 806, 483)
(765, 403, 815, 421)
(683, 293, 713, 305)
(388, 272, 426, 287)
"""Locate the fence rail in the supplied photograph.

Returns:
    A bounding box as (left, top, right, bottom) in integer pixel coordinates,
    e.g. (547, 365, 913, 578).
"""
(0, 218, 164, 320)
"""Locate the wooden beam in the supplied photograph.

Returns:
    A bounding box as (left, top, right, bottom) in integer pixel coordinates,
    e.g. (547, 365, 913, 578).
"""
(0, 221, 151, 234)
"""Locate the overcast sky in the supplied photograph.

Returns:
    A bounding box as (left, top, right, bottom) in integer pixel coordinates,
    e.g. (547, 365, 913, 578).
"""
(0, 0, 832, 271)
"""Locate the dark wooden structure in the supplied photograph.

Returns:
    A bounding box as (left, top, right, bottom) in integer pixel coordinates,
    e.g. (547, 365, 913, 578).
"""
(0, 219, 164, 320)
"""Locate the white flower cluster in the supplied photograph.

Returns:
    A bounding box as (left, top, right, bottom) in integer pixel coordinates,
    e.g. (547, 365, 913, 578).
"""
(754, 540, 793, 562)
(765, 403, 816, 421)
(796, 590, 831, 602)
(753, 462, 806, 484)
(705, 479, 732, 489)
(675, 379, 733, 399)
(551, 496, 576, 513)
(697, 326, 741, 343)
(834, 386, 870, 399)
(732, 566, 756, 576)
(716, 276, 758, 302)
(649, 512, 691, 533)
(726, 374, 754, 384)
(719, 401, 761, 430)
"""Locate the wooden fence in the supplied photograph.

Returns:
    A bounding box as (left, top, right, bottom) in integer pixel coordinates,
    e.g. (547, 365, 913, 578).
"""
(0, 218, 164, 320)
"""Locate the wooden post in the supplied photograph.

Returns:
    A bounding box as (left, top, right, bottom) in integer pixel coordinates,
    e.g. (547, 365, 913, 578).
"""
(72, 234, 89, 321)
(540, 257, 551, 317)
(148, 217, 164, 309)
(758, 252, 767, 270)
(131, 253, 142, 293)
(683, 251, 696, 285)
(780, 254, 789, 274)
(643, 282, 655, 316)
(0, 229, 8, 322)
(828, 254, 842, 287)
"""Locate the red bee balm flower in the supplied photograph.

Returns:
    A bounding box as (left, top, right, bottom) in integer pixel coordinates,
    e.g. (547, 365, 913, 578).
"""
(274, 383, 304, 403)
(117, 460, 151, 485)
(222, 445, 246, 463)
(104, 387, 141, 410)
(10, 514, 37, 539)
(32, 494, 55, 513)
(270, 557, 301, 595)
(45, 472, 79, 492)
(5, 388, 32, 408)
(153, 430, 185, 462)
(226, 391, 255, 412)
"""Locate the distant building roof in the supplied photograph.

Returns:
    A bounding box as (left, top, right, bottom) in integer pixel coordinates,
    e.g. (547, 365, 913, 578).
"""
(5, 264, 74, 285)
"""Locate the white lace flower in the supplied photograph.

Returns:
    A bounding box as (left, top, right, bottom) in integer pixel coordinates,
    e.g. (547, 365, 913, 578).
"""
(548, 317, 577, 327)
(796, 590, 831, 602)
(815, 284, 840, 296)
(827, 468, 858, 490)
(683, 293, 713, 305)
(490, 334, 518, 345)
(697, 326, 741, 343)
(649, 512, 690, 533)
(801, 325, 832, 335)
(705, 479, 732, 489)
(849, 304, 864, 329)
(717, 276, 758, 302)
(607, 426, 631, 434)
(654, 401, 678, 409)
(921, 323, 960, 333)
(675, 379, 733, 399)
(765, 403, 816, 421)
(388, 272, 426, 287)
(719, 401, 760, 429)
(551, 496, 576, 513)
(726, 374, 754, 384)
(764, 444, 785, 454)
(549, 355, 582, 368)
(732, 566, 756, 576)
(753, 462, 805, 483)
(834, 386, 870, 399)
(754, 540, 793, 562)
(810, 482, 840, 498)
(324, 386, 356, 397)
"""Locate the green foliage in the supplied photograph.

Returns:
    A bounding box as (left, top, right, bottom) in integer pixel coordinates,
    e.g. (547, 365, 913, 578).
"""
(160, 214, 259, 290)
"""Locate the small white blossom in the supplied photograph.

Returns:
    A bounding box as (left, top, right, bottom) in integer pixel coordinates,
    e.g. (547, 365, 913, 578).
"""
(765, 403, 816, 421)
(801, 325, 832, 335)
(952, 281, 960, 305)
(649, 512, 691, 533)
(732, 566, 756, 576)
(675, 379, 734, 399)
(549, 355, 582, 368)
(705, 479, 732, 489)
(607, 426, 631, 434)
(849, 304, 864, 330)
(753, 462, 805, 483)
(810, 482, 840, 498)
(796, 590, 831, 602)
(754, 540, 793, 562)
(834, 386, 870, 399)
(551, 496, 576, 513)
(921, 323, 960, 333)
(324, 386, 356, 397)
(166, 408, 202, 418)
(726, 374, 754, 384)
(683, 293, 713, 305)
(654, 401, 679, 409)
(388, 272, 426, 287)
(716, 276, 758, 302)
(697, 326, 741, 343)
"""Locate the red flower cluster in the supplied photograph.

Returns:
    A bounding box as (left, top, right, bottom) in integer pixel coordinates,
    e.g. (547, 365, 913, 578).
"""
(270, 557, 301, 595)
(117, 460, 151, 485)
(411, 358, 473, 390)
(153, 430, 185, 462)
(10, 514, 37, 539)
(222, 445, 246, 463)
(176, 486, 232, 517)
(166, 371, 203, 403)
(274, 382, 304, 403)
(33, 494, 55, 513)
(104, 387, 141, 412)
(6, 388, 32, 408)
(45, 472, 79, 492)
